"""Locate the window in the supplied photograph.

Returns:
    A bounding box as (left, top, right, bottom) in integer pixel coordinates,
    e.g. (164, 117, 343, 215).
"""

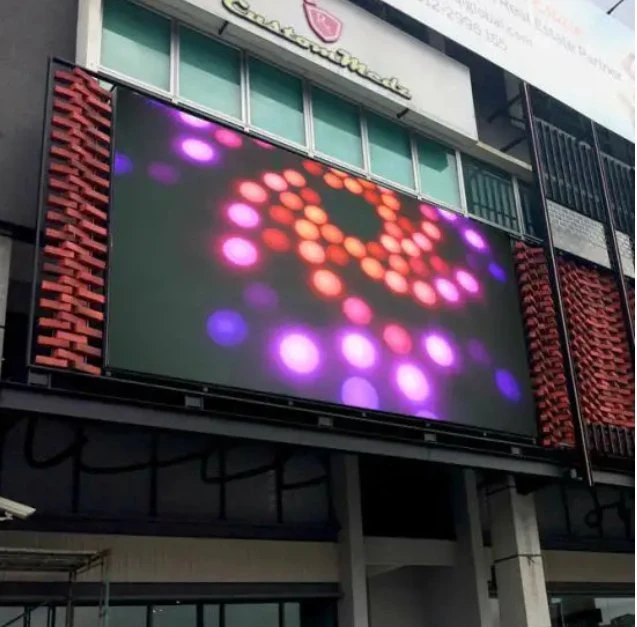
(225, 603, 279, 627)
(179, 27, 241, 119)
(417, 137, 460, 208)
(152, 604, 197, 626)
(312, 87, 363, 168)
(249, 58, 305, 145)
(101, 0, 171, 90)
(366, 112, 414, 188)
(462, 156, 519, 231)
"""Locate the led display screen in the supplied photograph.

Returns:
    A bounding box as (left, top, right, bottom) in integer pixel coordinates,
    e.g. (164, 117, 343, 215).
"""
(107, 90, 536, 436)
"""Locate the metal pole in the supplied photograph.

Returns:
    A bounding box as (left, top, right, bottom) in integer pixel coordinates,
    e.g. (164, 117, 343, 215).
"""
(589, 122, 635, 356)
(520, 82, 594, 487)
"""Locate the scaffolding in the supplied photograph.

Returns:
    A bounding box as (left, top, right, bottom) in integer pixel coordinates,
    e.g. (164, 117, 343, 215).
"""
(0, 547, 111, 627)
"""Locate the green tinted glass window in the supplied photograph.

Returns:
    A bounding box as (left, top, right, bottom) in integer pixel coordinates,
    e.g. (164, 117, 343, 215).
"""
(366, 113, 414, 188)
(312, 87, 362, 168)
(417, 137, 460, 208)
(249, 58, 305, 145)
(101, 0, 171, 90)
(179, 27, 241, 118)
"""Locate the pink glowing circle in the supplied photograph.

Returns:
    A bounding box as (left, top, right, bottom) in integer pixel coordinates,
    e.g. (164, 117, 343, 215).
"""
(438, 208, 458, 222)
(383, 324, 412, 355)
(222, 237, 258, 267)
(238, 181, 269, 204)
(180, 138, 216, 163)
(279, 333, 320, 375)
(455, 269, 479, 294)
(227, 203, 260, 229)
(423, 334, 455, 367)
(342, 297, 373, 325)
(253, 139, 275, 150)
(395, 363, 430, 402)
(435, 278, 460, 303)
(178, 111, 212, 128)
(214, 128, 242, 148)
(262, 172, 288, 192)
(341, 332, 377, 369)
(463, 228, 487, 251)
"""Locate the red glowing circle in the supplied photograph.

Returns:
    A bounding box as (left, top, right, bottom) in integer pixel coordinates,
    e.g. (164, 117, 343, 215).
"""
(330, 168, 348, 178)
(389, 255, 410, 276)
(298, 240, 326, 264)
(327, 244, 349, 266)
(270, 205, 295, 225)
(283, 169, 307, 187)
(262, 172, 288, 192)
(412, 232, 433, 252)
(361, 257, 384, 280)
(412, 280, 437, 305)
(344, 237, 366, 259)
(342, 297, 373, 325)
(401, 239, 420, 258)
(430, 256, 449, 274)
(238, 181, 268, 204)
(397, 217, 415, 233)
(367, 242, 387, 260)
(385, 270, 408, 294)
(321, 224, 344, 244)
(383, 324, 412, 355)
(422, 221, 442, 240)
(311, 269, 343, 298)
(364, 190, 381, 204)
(323, 173, 344, 189)
(300, 187, 321, 204)
(380, 234, 401, 253)
(378, 205, 397, 221)
(419, 203, 439, 221)
(344, 178, 364, 195)
(381, 194, 400, 211)
(262, 228, 290, 252)
(280, 191, 304, 210)
(409, 257, 429, 277)
(303, 160, 323, 176)
(384, 222, 403, 239)
(359, 179, 376, 189)
(295, 219, 321, 240)
(304, 205, 328, 225)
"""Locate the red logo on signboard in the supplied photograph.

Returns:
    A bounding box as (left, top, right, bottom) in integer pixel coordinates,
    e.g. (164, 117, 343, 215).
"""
(303, 0, 342, 43)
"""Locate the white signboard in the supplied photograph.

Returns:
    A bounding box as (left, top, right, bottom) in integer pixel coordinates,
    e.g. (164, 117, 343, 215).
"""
(181, 0, 479, 140)
(378, 0, 635, 142)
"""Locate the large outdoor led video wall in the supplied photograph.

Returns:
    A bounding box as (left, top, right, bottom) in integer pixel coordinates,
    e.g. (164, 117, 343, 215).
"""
(104, 90, 535, 436)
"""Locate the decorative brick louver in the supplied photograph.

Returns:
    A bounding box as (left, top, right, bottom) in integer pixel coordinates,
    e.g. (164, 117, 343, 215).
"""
(514, 241, 635, 458)
(33, 67, 112, 375)
(513, 242, 575, 448)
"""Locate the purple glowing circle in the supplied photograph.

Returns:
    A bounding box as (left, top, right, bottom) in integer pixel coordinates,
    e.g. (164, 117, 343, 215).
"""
(114, 153, 133, 175)
(489, 262, 507, 282)
(416, 409, 441, 420)
(227, 202, 260, 229)
(243, 282, 278, 310)
(206, 310, 247, 347)
(179, 138, 216, 163)
(178, 111, 213, 128)
(341, 377, 379, 410)
(455, 269, 480, 294)
(222, 237, 258, 267)
(463, 228, 487, 251)
(495, 369, 521, 402)
(147, 162, 180, 185)
(467, 339, 490, 365)
(395, 363, 430, 402)
(423, 334, 455, 367)
(435, 278, 460, 303)
(438, 208, 458, 222)
(279, 333, 320, 375)
(341, 332, 377, 370)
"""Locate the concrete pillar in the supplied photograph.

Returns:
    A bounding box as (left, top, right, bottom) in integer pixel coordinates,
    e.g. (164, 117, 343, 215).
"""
(487, 476, 551, 627)
(451, 469, 492, 627)
(0, 235, 12, 378)
(76, 0, 103, 70)
(331, 454, 369, 627)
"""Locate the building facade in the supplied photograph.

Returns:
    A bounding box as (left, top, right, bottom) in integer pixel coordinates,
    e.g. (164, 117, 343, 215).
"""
(0, 0, 634, 626)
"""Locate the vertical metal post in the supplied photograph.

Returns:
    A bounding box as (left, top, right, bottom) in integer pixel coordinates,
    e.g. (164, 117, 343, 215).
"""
(520, 82, 594, 487)
(589, 122, 635, 356)
(65, 570, 76, 627)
